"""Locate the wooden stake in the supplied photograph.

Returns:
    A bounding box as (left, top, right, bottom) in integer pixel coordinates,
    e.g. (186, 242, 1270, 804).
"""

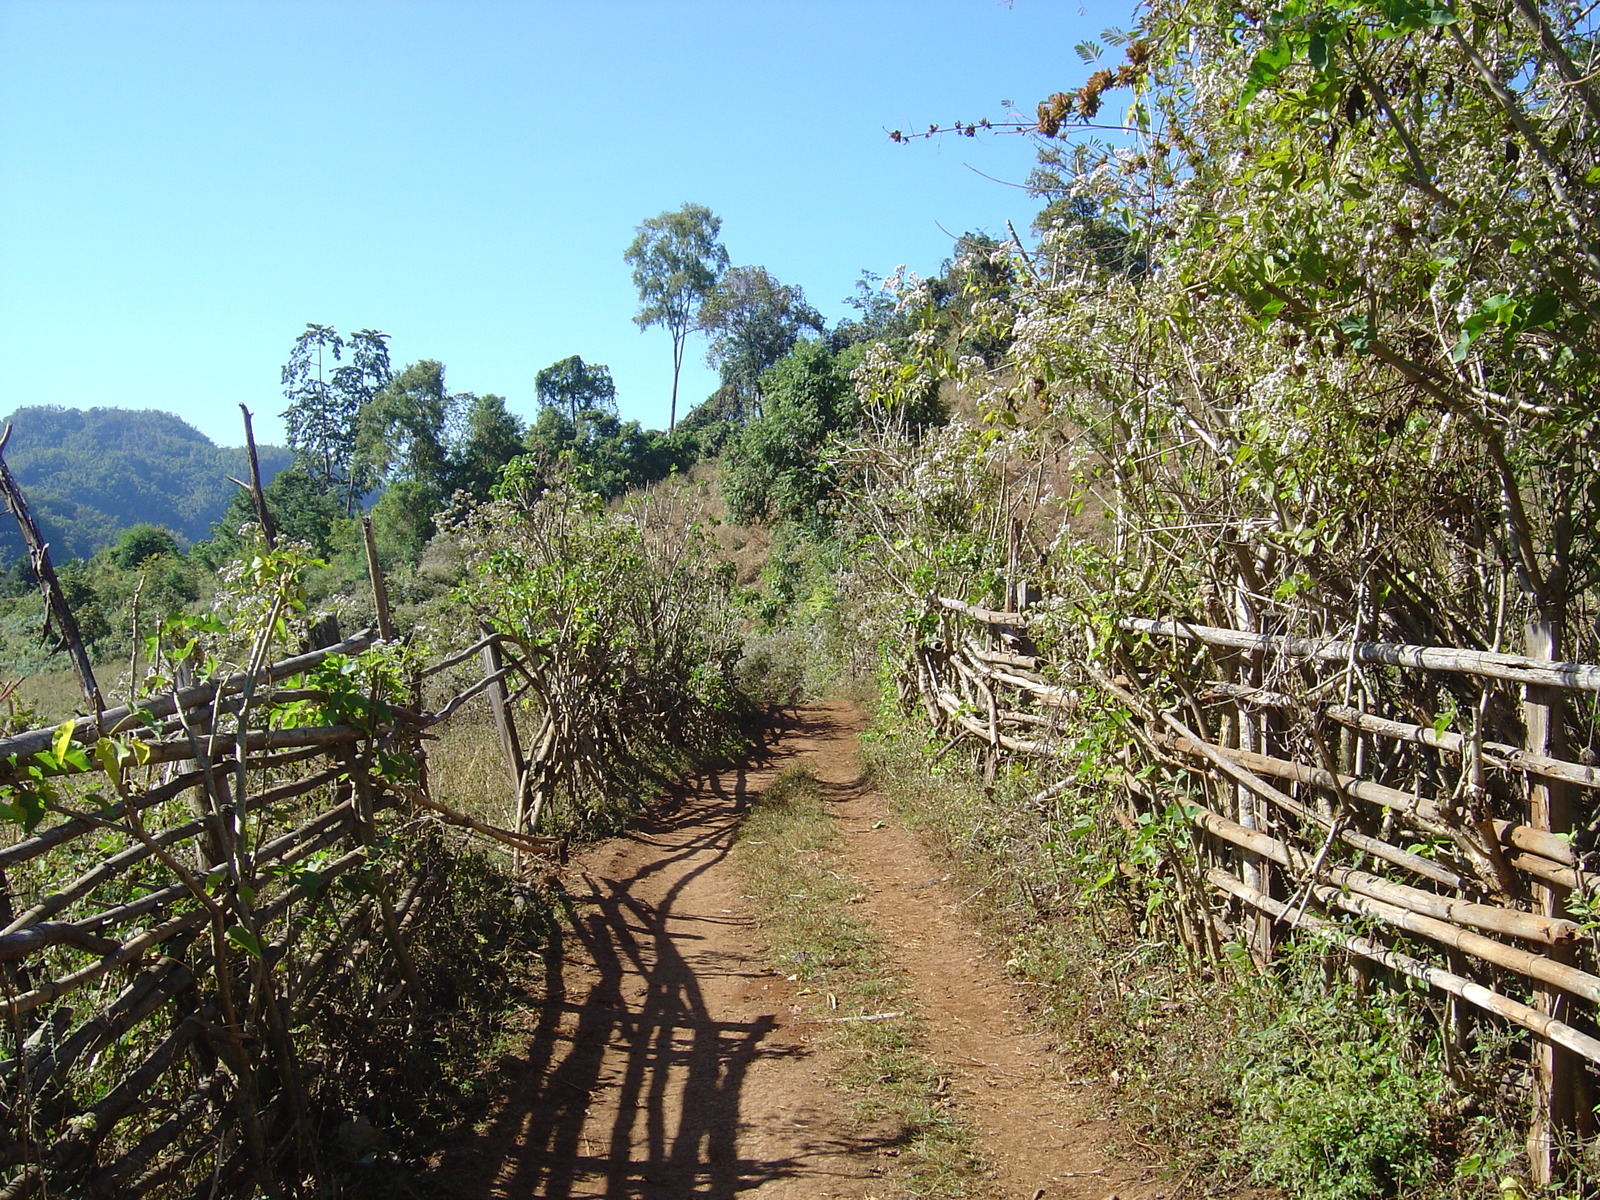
(478, 622, 528, 835)
(361, 517, 395, 641)
(1525, 614, 1588, 1183)
(0, 423, 103, 716)
(237, 405, 277, 549)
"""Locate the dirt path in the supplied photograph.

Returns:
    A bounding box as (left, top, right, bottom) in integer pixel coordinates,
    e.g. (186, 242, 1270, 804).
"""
(453, 703, 1161, 1199)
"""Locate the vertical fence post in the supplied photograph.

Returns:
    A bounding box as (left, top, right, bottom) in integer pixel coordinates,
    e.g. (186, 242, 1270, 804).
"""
(478, 622, 528, 843)
(0, 424, 103, 717)
(1525, 614, 1584, 1183)
(361, 517, 396, 643)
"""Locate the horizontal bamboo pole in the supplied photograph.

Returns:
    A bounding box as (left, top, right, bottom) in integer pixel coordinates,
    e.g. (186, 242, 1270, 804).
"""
(1121, 616, 1600, 692)
(0, 629, 377, 767)
(1162, 734, 1574, 868)
(1155, 717, 1465, 889)
(1200, 682, 1600, 792)
(134, 723, 367, 767)
(1188, 799, 1580, 945)
(1206, 867, 1600, 1065)
(937, 596, 1027, 626)
(0, 922, 119, 963)
(932, 689, 1053, 755)
(964, 643, 1041, 670)
(1316, 883, 1600, 1005)
(1322, 705, 1600, 791)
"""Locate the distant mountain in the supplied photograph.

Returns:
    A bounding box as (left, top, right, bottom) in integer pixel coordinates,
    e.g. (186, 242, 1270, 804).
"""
(0, 407, 294, 563)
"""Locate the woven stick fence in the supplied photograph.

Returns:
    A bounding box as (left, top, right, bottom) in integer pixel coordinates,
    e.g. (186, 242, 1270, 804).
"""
(0, 411, 573, 1197)
(914, 593, 1599, 1165)
(0, 615, 560, 1198)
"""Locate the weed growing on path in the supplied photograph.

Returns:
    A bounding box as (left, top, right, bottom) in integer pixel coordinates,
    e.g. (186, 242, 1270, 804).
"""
(734, 764, 988, 1199)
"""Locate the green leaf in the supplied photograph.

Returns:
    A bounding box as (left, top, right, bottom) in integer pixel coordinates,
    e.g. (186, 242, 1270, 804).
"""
(1308, 30, 1329, 72)
(93, 739, 122, 777)
(226, 926, 265, 960)
(1240, 38, 1294, 107)
(52, 721, 76, 766)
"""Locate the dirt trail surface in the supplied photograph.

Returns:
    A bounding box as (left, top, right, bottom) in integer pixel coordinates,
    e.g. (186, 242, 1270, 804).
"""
(455, 702, 1162, 1199)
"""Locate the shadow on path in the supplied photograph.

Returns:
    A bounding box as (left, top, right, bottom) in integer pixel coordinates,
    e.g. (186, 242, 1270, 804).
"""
(457, 712, 895, 1199)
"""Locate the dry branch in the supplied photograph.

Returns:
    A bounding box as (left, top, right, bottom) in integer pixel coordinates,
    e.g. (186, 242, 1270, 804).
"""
(0, 630, 376, 771)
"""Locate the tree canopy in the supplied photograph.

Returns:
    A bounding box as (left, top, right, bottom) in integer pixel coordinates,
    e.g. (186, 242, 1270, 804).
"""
(624, 204, 729, 432)
(697, 265, 825, 418)
(535, 355, 618, 422)
(280, 324, 392, 512)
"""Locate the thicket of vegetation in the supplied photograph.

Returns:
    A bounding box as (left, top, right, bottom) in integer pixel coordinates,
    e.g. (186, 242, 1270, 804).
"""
(8, 0, 1600, 1190)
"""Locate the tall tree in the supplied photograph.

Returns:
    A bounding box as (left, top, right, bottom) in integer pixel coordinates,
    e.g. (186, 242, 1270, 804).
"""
(280, 325, 391, 513)
(355, 359, 459, 503)
(624, 204, 729, 432)
(697, 265, 824, 418)
(452, 393, 526, 499)
(535, 355, 617, 422)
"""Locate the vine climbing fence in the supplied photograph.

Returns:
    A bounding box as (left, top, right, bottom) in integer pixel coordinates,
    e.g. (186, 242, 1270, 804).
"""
(912, 587, 1600, 1174)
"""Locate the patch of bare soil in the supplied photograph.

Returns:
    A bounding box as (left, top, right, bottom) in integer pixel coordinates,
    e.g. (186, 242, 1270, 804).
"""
(445, 703, 1167, 1199)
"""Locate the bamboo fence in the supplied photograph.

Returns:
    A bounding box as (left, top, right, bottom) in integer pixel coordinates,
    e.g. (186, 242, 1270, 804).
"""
(0, 420, 562, 1197)
(912, 592, 1600, 1164)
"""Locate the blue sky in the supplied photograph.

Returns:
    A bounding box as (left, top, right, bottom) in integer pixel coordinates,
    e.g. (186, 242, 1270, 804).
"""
(0, 0, 1131, 446)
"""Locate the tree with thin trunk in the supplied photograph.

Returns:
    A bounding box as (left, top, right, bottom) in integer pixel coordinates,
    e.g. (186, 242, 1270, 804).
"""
(624, 204, 728, 432)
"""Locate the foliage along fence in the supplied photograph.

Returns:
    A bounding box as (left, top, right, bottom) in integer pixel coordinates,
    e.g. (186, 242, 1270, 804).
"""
(0, 413, 749, 1198)
(0, 620, 559, 1198)
(914, 591, 1600, 1174)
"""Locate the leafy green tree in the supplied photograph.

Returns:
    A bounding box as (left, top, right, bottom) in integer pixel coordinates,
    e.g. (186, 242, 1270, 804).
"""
(624, 204, 729, 432)
(723, 340, 858, 529)
(356, 360, 458, 499)
(829, 271, 914, 352)
(110, 523, 180, 570)
(367, 478, 439, 567)
(697, 265, 824, 418)
(280, 325, 392, 513)
(534, 356, 617, 423)
(521, 406, 684, 502)
(207, 464, 348, 560)
(452, 393, 526, 500)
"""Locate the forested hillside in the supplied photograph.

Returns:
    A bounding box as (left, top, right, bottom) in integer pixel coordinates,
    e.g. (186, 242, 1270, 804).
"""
(0, 406, 291, 562)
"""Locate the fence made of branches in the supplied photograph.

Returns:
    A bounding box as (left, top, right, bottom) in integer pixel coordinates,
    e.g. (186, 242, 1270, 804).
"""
(912, 590, 1600, 1176)
(0, 614, 564, 1198)
(0, 413, 574, 1197)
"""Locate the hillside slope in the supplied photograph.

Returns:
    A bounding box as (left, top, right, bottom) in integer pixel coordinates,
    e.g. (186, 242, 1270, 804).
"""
(0, 406, 292, 561)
